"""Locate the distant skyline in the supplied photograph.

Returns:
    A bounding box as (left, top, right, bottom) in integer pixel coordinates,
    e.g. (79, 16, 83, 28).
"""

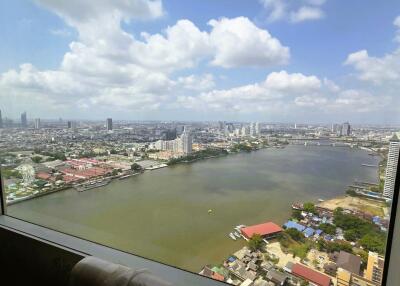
(0, 1, 400, 123)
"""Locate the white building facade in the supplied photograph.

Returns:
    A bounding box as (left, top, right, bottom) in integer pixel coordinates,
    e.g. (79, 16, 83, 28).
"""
(383, 135, 400, 199)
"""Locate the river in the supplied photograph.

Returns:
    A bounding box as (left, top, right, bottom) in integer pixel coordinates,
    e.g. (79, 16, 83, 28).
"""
(8, 145, 380, 272)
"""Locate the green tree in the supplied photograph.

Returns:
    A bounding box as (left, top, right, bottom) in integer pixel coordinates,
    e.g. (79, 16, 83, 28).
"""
(303, 202, 317, 214)
(300, 281, 309, 286)
(319, 223, 336, 235)
(285, 228, 305, 242)
(344, 229, 359, 242)
(292, 209, 303, 220)
(31, 156, 42, 163)
(359, 233, 386, 254)
(248, 234, 263, 251)
(131, 163, 143, 172)
(334, 207, 343, 216)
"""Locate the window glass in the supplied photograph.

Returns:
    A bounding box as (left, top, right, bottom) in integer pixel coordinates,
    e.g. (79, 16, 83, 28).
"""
(0, 1, 399, 285)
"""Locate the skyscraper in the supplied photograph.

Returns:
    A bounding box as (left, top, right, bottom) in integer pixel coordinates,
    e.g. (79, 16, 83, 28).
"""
(34, 118, 41, 129)
(250, 122, 256, 136)
(383, 134, 400, 199)
(21, 112, 27, 128)
(342, 122, 351, 136)
(106, 118, 113, 131)
(255, 122, 261, 135)
(0, 109, 3, 128)
(218, 121, 226, 132)
(181, 128, 192, 154)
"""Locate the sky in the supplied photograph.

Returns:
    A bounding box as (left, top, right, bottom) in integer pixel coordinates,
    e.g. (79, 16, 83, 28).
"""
(0, 0, 399, 124)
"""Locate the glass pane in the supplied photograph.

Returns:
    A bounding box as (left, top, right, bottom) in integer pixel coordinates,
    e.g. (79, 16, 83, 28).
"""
(0, 1, 399, 285)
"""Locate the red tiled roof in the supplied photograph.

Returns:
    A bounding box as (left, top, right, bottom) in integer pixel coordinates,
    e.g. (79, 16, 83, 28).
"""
(36, 172, 51, 180)
(292, 264, 331, 286)
(241, 222, 282, 238)
(212, 272, 225, 281)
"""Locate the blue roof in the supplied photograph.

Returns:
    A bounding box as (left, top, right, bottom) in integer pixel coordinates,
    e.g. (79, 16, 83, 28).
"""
(315, 229, 323, 235)
(303, 227, 315, 237)
(228, 256, 236, 262)
(284, 221, 306, 232)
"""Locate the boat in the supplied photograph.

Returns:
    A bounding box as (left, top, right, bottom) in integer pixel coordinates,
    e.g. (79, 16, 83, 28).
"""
(229, 233, 237, 241)
(119, 173, 138, 180)
(318, 199, 325, 202)
(75, 179, 111, 192)
(234, 225, 246, 232)
(234, 231, 241, 238)
(292, 203, 303, 210)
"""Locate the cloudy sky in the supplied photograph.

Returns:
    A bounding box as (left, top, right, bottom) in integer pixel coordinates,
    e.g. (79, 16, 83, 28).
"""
(0, 0, 399, 123)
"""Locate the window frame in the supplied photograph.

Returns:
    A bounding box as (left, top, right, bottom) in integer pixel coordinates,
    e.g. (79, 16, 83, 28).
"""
(0, 148, 399, 286)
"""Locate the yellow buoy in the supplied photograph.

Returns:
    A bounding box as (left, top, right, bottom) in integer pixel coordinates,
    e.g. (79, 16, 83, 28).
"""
(208, 209, 213, 214)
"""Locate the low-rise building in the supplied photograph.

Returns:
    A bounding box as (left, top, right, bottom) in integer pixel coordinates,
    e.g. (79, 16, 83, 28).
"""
(241, 222, 282, 239)
(287, 263, 332, 286)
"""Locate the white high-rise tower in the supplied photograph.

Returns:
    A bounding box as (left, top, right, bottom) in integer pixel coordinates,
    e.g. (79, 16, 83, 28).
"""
(383, 134, 400, 199)
(181, 127, 193, 154)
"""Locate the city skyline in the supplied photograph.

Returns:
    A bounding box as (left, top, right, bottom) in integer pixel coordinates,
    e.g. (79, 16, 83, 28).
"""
(0, 1, 399, 123)
(0, 109, 399, 127)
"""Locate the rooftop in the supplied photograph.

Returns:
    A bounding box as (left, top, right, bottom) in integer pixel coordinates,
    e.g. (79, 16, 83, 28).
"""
(335, 251, 361, 275)
(292, 263, 331, 286)
(241, 222, 282, 238)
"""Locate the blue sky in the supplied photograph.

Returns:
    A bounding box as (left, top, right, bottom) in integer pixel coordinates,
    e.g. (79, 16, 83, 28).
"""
(0, 0, 399, 123)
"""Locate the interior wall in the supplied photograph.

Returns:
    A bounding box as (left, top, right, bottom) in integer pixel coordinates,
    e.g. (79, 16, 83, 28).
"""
(0, 226, 83, 286)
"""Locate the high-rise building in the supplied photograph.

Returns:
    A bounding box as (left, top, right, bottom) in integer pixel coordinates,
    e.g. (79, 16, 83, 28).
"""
(163, 129, 177, 140)
(255, 122, 261, 135)
(249, 122, 256, 137)
(181, 128, 192, 154)
(34, 118, 41, 129)
(383, 134, 400, 199)
(0, 109, 3, 128)
(106, 118, 113, 131)
(342, 122, 351, 136)
(364, 252, 384, 285)
(21, 112, 27, 128)
(67, 121, 77, 130)
(218, 121, 226, 132)
(241, 125, 249, 136)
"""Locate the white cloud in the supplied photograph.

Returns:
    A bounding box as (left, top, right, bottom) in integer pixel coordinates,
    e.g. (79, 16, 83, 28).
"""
(260, 0, 287, 22)
(176, 74, 215, 91)
(345, 49, 400, 84)
(323, 78, 340, 92)
(330, 90, 389, 113)
(265, 71, 321, 91)
(177, 71, 390, 118)
(345, 16, 400, 85)
(208, 17, 289, 68)
(35, 0, 164, 24)
(177, 71, 324, 113)
(2, 0, 290, 116)
(132, 20, 212, 72)
(294, 95, 327, 107)
(290, 6, 324, 23)
(259, 0, 326, 23)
